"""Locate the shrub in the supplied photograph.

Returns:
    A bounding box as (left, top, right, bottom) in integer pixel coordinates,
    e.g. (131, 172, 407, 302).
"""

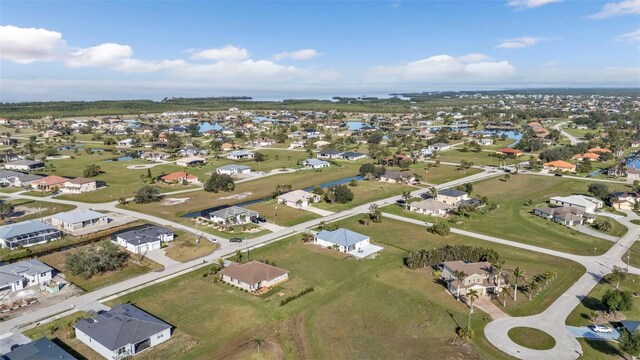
(280, 287, 314, 306)
(405, 244, 501, 269)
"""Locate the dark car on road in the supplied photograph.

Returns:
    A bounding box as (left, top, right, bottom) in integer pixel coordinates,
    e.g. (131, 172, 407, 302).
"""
(229, 237, 243, 243)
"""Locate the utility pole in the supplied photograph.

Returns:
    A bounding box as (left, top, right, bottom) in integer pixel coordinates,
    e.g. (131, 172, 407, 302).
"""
(274, 202, 278, 226)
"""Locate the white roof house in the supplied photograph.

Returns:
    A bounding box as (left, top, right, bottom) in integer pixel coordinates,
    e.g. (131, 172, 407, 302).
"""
(276, 190, 321, 208)
(209, 206, 259, 225)
(216, 164, 251, 175)
(176, 156, 206, 167)
(0, 259, 54, 292)
(0, 220, 62, 250)
(407, 199, 452, 217)
(549, 195, 604, 213)
(50, 209, 108, 231)
(226, 150, 254, 160)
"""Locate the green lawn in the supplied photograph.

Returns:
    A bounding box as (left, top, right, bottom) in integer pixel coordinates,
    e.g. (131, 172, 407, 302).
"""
(245, 199, 320, 226)
(631, 219, 640, 225)
(39, 245, 164, 292)
(437, 149, 516, 166)
(566, 274, 640, 327)
(627, 241, 640, 268)
(396, 175, 630, 256)
(163, 227, 218, 262)
(71, 213, 580, 359)
(2, 199, 76, 225)
(591, 216, 628, 237)
(578, 339, 626, 359)
(507, 327, 556, 350)
(409, 164, 483, 185)
(313, 181, 414, 212)
(121, 163, 361, 222)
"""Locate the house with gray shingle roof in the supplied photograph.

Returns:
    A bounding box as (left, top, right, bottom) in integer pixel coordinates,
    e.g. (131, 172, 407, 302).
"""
(209, 206, 258, 225)
(113, 225, 174, 254)
(74, 304, 172, 360)
(0, 259, 53, 292)
(0, 220, 62, 250)
(1, 337, 76, 360)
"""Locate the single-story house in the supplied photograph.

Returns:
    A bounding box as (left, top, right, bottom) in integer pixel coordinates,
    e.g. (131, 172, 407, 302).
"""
(0, 220, 62, 249)
(160, 172, 199, 184)
(436, 189, 469, 206)
(0, 171, 43, 188)
(209, 206, 259, 225)
(543, 160, 576, 173)
(176, 156, 206, 167)
(496, 148, 522, 157)
(315, 228, 369, 253)
(301, 158, 330, 169)
(1, 337, 76, 360)
(75, 304, 172, 360)
(621, 321, 640, 334)
(113, 225, 174, 254)
(141, 151, 170, 161)
(341, 151, 367, 161)
(441, 260, 506, 296)
(51, 209, 108, 231)
(317, 149, 343, 159)
(32, 175, 69, 191)
(0, 259, 53, 292)
(588, 147, 612, 154)
(407, 199, 452, 217)
(62, 177, 97, 194)
(550, 195, 603, 213)
(226, 150, 254, 160)
(277, 189, 321, 208)
(216, 164, 251, 176)
(379, 170, 416, 184)
(117, 139, 134, 147)
(219, 261, 289, 292)
(427, 143, 451, 151)
(4, 160, 45, 172)
(41, 130, 62, 139)
(478, 138, 494, 146)
(610, 191, 639, 210)
(533, 206, 596, 226)
(572, 152, 600, 161)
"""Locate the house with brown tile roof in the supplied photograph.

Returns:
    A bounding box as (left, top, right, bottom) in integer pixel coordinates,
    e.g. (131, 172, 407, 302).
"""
(32, 175, 69, 191)
(441, 261, 507, 296)
(219, 261, 289, 292)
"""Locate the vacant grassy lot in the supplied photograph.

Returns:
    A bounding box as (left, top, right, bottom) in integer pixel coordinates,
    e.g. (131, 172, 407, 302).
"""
(121, 163, 361, 222)
(383, 175, 630, 256)
(245, 199, 320, 226)
(314, 181, 414, 212)
(2, 199, 76, 225)
(39, 245, 163, 291)
(507, 327, 556, 350)
(566, 274, 640, 327)
(408, 164, 483, 185)
(438, 149, 511, 166)
(69, 215, 582, 359)
(163, 227, 218, 262)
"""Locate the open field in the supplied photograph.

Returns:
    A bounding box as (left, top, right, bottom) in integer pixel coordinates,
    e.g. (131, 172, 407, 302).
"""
(507, 327, 556, 350)
(163, 227, 218, 262)
(39, 244, 164, 292)
(437, 149, 516, 166)
(313, 181, 414, 212)
(121, 163, 361, 221)
(566, 274, 640, 327)
(2, 199, 76, 225)
(245, 199, 320, 227)
(54, 215, 583, 359)
(421, 165, 483, 185)
(382, 175, 630, 256)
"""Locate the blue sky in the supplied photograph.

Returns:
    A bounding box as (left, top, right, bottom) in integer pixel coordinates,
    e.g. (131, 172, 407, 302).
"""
(1, 0, 639, 101)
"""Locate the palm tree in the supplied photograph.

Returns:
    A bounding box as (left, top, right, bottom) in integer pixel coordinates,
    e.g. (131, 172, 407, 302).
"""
(253, 338, 264, 353)
(429, 186, 438, 198)
(452, 270, 467, 300)
(528, 281, 539, 300)
(512, 267, 525, 301)
(466, 289, 479, 329)
(401, 191, 412, 209)
(502, 287, 511, 308)
(492, 260, 505, 288)
(596, 219, 613, 233)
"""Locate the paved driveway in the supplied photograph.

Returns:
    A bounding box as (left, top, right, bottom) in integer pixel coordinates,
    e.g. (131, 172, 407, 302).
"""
(566, 326, 620, 341)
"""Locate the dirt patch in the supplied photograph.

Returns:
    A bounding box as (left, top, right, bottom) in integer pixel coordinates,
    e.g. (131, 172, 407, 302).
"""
(161, 197, 190, 206)
(290, 314, 312, 359)
(219, 192, 254, 200)
(10, 206, 49, 219)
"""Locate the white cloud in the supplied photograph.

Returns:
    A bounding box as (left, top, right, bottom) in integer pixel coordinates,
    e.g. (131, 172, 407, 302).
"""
(616, 27, 640, 42)
(457, 53, 492, 62)
(0, 25, 65, 64)
(273, 49, 321, 61)
(589, 0, 640, 19)
(369, 54, 516, 83)
(496, 37, 544, 49)
(66, 43, 184, 73)
(507, 0, 562, 9)
(190, 45, 249, 61)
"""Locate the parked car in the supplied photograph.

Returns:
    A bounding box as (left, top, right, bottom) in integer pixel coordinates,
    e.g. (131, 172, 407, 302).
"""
(256, 216, 267, 223)
(590, 325, 612, 333)
(554, 173, 563, 177)
(208, 237, 218, 243)
(229, 237, 243, 243)
(251, 218, 260, 224)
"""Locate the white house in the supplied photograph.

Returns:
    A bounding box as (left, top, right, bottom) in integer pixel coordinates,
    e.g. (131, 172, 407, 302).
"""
(62, 177, 97, 194)
(407, 199, 451, 217)
(428, 143, 451, 151)
(341, 151, 367, 161)
(315, 228, 370, 253)
(0, 220, 62, 250)
(113, 225, 174, 254)
(50, 209, 108, 232)
(301, 158, 330, 169)
(317, 149, 343, 159)
(75, 304, 172, 360)
(4, 160, 45, 171)
(277, 190, 321, 208)
(549, 195, 603, 213)
(176, 156, 206, 167)
(219, 261, 289, 292)
(117, 139, 134, 147)
(0, 259, 53, 293)
(209, 206, 259, 225)
(216, 164, 252, 176)
(441, 261, 506, 296)
(226, 150, 254, 160)
(436, 189, 469, 206)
